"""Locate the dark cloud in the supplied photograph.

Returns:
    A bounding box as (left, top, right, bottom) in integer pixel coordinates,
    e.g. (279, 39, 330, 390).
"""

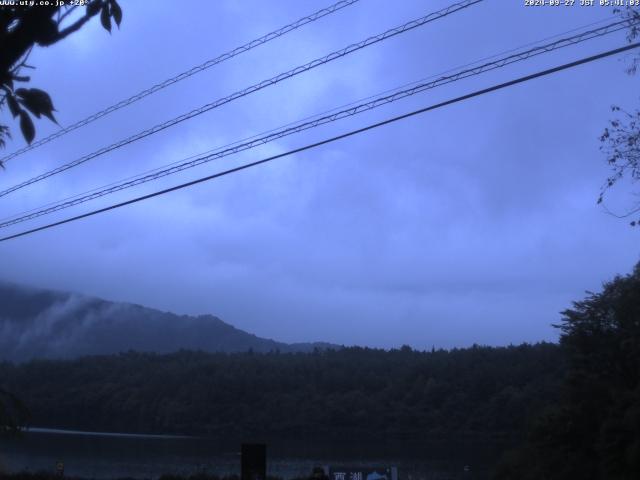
(0, 0, 639, 349)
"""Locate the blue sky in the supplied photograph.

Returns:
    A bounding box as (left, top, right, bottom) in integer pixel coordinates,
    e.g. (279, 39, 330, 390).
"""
(0, 0, 639, 349)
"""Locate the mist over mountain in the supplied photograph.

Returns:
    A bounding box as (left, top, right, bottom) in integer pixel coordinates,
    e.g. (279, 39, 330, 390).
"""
(0, 282, 336, 362)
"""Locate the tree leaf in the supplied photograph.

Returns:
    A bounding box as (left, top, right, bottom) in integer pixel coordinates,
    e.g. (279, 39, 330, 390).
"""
(6, 94, 21, 118)
(41, 109, 57, 124)
(101, 5, 112, 33)
(15, 88, 57, 123)
(110, 0, 122, 27)
(0, 125, 10, 156)
(86, 0, 102, 16)
(19, 111, 35, 145)
(27, 88, 56, 123)
(17, 100, 40, 118)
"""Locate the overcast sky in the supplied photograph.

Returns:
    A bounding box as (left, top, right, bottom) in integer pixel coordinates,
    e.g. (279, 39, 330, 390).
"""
(0, 0, 638, 349)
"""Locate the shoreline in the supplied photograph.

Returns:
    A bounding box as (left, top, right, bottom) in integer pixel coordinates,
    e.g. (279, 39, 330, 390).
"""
(24, 427, 196, 440)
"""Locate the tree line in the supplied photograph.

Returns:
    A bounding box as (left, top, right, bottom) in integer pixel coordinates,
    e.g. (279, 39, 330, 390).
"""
(1, 262, 639, 479)
(0, 342, 563, 442)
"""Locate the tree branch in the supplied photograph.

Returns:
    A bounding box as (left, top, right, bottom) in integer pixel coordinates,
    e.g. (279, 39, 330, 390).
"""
(57, 5, 78, 27)
(42, 1, 103, 45)
(51, 13, 92, 43)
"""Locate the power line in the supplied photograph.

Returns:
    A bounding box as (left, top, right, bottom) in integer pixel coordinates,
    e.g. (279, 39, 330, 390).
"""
(0, 18, 632, 226)
(0, 18, 634, 229)
(0, 0, 361, 164)
(1, 41, 638, 243)
(2, 11, 617, 169)
(0, 0, 483, 199)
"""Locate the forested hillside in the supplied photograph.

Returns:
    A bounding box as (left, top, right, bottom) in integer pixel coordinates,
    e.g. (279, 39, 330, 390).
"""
(0, 282, 335, 361)
(0, 343, 563, 440)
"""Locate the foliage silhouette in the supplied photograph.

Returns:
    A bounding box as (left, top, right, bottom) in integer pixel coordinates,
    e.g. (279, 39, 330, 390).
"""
(0, 0, 122, 162)
(598, 6, 640, 225)
(0, 343, 564, 440)
(0, 0, 121, 434)
(493, 263, 640, 480)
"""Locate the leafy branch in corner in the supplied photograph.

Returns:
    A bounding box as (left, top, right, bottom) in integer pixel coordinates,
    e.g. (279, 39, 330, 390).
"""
(599, 105, 640, 225)
(0, 0, 123, 167)
(598, 6, 640, 226)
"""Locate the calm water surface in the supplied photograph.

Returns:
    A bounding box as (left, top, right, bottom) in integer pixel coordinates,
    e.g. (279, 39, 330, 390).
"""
(0, 428, 499, 479)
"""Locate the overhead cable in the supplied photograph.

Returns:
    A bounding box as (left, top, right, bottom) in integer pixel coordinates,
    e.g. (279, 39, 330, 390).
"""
(0, 0, 361, 164)
(0, 0, 483, 198)
(1, 41, 638, 243)
(0, 18, 633, 229)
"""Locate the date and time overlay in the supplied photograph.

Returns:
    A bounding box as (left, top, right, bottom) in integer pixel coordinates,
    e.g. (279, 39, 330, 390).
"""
(526, 0, 639, 7)
(0, 0, 637, 9)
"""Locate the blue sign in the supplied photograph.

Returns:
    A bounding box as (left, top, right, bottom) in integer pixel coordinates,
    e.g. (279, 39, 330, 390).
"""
(329, 466, 397, 480)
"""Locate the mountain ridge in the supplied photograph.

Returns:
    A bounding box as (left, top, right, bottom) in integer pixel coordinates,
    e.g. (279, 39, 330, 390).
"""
(0, 281, 338, 362)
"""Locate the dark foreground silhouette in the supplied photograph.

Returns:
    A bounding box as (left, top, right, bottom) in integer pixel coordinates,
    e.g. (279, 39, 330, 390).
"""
(0, 474, 282, 480)
(2, 263, 639, 480)
(0, 343, 563, 440)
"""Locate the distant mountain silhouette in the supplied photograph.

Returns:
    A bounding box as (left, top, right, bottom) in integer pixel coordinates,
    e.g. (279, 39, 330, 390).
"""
(0, 281, 337, 362)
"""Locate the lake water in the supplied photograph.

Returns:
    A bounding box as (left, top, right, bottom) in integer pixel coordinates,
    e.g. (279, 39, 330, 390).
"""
(0, 428, 499, 479)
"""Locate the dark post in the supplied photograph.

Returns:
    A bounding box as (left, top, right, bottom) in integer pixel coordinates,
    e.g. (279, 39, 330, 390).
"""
(241, 443, 266, 480)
